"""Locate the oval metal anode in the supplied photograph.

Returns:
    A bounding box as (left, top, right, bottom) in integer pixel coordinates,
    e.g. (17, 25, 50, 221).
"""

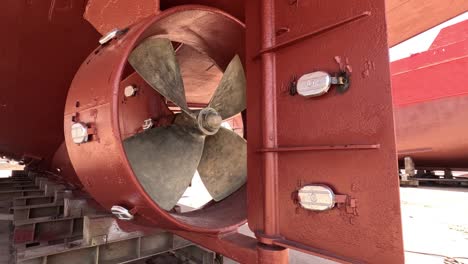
(297, 185, 336, 211)
(296, 71, 331, 97)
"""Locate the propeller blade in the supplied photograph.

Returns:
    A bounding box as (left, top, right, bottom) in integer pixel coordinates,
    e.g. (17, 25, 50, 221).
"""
(208, 55, 246, 120)
(198, 127, 246, 201)
(128, 38, 192, 115)
(123, 117, 205, 210)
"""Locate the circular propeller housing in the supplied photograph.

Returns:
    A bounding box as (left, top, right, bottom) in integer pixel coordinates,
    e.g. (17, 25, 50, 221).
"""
(126, 37, 246, 209)
(64, 6, 246, 234)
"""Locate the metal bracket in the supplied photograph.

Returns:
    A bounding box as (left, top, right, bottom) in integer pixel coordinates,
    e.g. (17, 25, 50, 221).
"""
(111, 205, 134, 221)
(332, 71, 351, 94)
(335, 194, 358, 215)
(99, 28, 128, 45)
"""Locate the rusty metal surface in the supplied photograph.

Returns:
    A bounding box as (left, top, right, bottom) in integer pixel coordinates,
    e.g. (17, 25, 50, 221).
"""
(246, 0, 404, 263)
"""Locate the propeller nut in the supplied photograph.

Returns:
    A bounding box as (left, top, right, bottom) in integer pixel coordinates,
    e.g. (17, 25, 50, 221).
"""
(198, 108, 222, 135)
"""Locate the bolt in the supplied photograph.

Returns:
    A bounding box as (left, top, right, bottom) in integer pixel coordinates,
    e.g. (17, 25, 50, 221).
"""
(124, 85, 138, 97)
(71, 122, 89, 144)
(99, 28, 122, 45)
(142, 119, 153, 130)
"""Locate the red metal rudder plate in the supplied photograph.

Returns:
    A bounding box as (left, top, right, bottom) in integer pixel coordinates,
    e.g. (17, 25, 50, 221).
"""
(246, 0, 404, 263)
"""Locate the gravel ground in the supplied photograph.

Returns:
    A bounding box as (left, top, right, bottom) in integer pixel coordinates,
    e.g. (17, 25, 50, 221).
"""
(401, 186, 468, 264)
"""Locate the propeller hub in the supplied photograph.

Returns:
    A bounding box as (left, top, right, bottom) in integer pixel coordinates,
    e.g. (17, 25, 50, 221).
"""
(198, 108, 222, 135)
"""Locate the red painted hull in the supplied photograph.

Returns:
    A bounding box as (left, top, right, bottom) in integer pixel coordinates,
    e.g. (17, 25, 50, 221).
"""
(392, 20, 468, 169)
(395, 95, 468, 169)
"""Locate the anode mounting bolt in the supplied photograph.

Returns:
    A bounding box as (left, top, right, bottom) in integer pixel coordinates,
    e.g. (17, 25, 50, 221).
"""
(142, 119, 154, 130)
(71, 122, 89, 144)
(124, 85, 138, 97)
(99, 28, 124, 45)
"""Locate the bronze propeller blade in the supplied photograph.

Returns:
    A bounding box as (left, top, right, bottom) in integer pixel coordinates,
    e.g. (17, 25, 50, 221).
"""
(123, 115, 205, 210)
(197, 127, 247, 201)
(208, 55, 246, 120)
(128, 37, 192, 116)
(126, 41, 247, 209)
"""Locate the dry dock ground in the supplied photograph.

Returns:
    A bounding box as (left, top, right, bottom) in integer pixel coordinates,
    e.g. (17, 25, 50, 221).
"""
(1, 185, 466, 263)
(400, 186, 468, 264)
